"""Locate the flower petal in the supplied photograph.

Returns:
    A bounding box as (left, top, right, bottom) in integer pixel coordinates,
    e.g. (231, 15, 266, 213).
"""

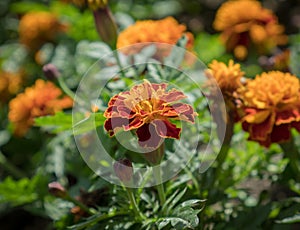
(276, 108, 300, 125)
(243, 109, 270, 124)
(136, 123, 163, 148)
(270, 124, 291, 143)
(124, 116, 144, 131)
(104, 117, 128, 136)
(249, 114, 275, 141)
(152, 119, 181, 139)
(161, 88, 187, 103)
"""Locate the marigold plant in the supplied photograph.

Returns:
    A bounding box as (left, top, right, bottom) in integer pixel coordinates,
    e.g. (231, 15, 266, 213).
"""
(19, 12, 67, 52)
(104, 80, 197, 149)
(237, 71, 300, 147)
(213, 0, 288, 60)
(9, 79, 73, 136)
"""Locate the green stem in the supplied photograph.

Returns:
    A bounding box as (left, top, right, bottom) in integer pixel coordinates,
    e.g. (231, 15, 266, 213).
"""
(154, 166, 166, 206)
(212, 109, 234, 187)
(125, 187, 144, 220)
(57, 77, 75, 100)
(74, 211, 127, 230)
(65, 194, 95, 215)
(0, 150, 25, 179)
(114, 51, 126, 79)
(279, 137, 300, 180)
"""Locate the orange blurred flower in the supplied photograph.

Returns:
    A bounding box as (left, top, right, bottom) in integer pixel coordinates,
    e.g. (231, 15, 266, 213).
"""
(213, 0, 288, 60)
(19, 12, 67, 52)
(117, 17, 194, 55)
(0, 70, 24, 103)
(9, 79, 73, 136)
(104, 80, 197, 149)
(237, 71, 300, 147)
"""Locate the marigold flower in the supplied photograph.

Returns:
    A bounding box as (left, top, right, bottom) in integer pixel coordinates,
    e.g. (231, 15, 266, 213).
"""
(0, 70, 24, 103)
(8, 79, 73, 136)
(237, 71, 300, 147)
(213, 0, 288, 59)
(206, 59, 244, 97)
(19, 12, 67, 52)
(117, 17, 194, 54)
(104, 80, 197, 149)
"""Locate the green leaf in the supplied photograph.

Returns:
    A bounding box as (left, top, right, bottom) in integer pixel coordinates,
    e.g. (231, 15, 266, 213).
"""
(0, 175, 45, 206)
(276, 214, 300, 224)
(165, 187, 187, 215)
(73, 113, 105, 136)
(34, 112, 105, 135)
(34, 112, 73, 134)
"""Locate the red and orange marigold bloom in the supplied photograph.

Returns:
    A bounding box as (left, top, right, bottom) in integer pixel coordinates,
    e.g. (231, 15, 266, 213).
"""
(9, 79, 73, 136)
(237, 71, 300, 147)
(104, 80, 197, 149)
(19, 12, 67, 52)
(213, 0, 288, 60)
(117, 17, 194, 54)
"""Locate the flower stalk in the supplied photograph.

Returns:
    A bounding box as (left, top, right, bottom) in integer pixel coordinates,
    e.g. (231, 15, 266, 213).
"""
(0, 150, 25, 179)
(125, 187, 144, 221)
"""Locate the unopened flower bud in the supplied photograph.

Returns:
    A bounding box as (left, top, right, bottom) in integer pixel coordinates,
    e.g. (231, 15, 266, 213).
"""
(48, 182, 67, 198)
(113, 159, 133, 182)
(88, 0, 108, 11)
(93, 6, 118, 49)
(43, 63, 60, 80)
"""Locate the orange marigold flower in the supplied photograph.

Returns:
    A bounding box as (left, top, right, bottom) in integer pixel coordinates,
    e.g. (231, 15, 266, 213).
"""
(117, 17, 194, 54)
(0, 70, 24, 103)
(104, 80, 198, 149)
(206, 59, 244, 97)
(237, 71, 300, 147)
(8, 79, 73, 136)
(19, 12, 67, 52)
(213, 0, 288, 59)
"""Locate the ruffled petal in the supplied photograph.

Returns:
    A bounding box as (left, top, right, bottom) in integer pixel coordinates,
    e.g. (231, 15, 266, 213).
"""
(136, 123, 163, 148)
(276, 108, 300, 125)
(152, 119, 181, 139)
(124, 116, 144, 131)
(243, 109, 270, 124)
(160, 88, 187, 103)
(249, 114, 275, 141)
(104, 117, 128, 136)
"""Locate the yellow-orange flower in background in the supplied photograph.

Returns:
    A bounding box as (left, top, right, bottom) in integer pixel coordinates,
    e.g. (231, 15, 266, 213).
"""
(213, 0, 288, 60)
(206, 59, 244, 98)
(237, 71, 300, 147)
(117, 17, 194, 54)
(19, 12, 67, 52)
(9, 79, 73, 136)
(0, 70, 24, 103)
